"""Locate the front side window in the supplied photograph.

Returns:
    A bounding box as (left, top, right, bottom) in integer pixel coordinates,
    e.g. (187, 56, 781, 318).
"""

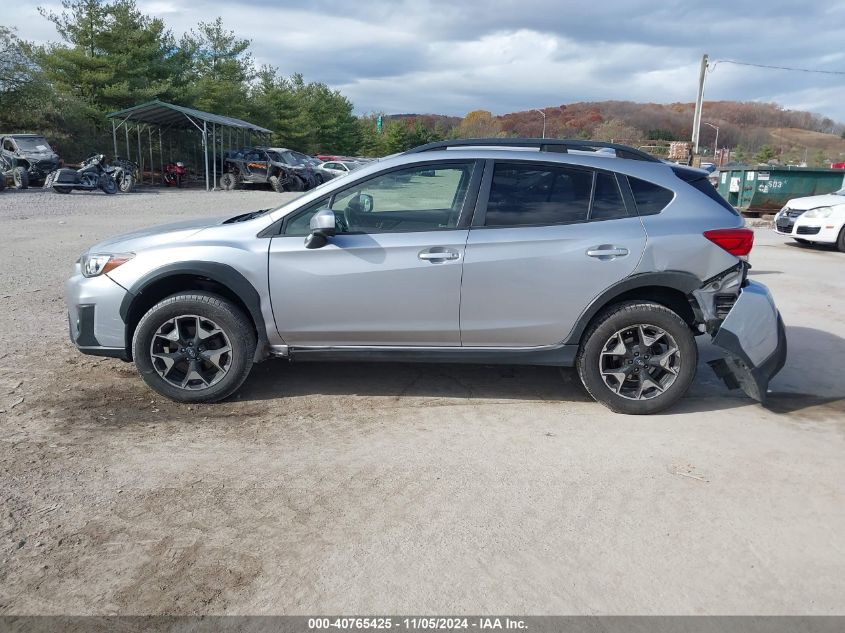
(485, 163, 593, 227)
(329, 162, 475, 233)
(283, 162, 475, 235)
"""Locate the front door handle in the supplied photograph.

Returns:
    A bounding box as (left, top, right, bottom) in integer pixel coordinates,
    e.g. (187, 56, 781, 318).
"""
(418, 248, 460, 262)
(586, 245, 629, 259)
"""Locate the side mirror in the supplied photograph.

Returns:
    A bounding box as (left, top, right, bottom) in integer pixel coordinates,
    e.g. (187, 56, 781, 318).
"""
(304, 209, 336, 249)
(359, 193, 374, 213)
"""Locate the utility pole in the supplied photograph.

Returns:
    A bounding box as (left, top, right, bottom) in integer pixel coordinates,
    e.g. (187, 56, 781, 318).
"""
(691, 54, 709, 157)
(531, 108, 547, 139)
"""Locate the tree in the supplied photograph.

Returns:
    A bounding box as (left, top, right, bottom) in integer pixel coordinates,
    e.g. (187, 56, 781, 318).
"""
(733, 146, 748, 163)
(647, 128, 675, 141)
(0, 27, 55, 132)
(180, 17, 254, 118)
(754, 144, 777, 164)
(249, 68, 359, 154)
(37, 0, 186, 112)
(593, 118, 643, 142)
(458, 110, 500, 138)
(810, 149, 828, 168)
(383, 120, 411, 153)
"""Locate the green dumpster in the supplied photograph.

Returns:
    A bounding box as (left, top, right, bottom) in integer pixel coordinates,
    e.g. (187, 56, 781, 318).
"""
(716, 167, 845, 214)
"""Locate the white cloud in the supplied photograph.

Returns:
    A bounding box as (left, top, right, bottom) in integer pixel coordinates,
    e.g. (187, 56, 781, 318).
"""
(5, 0, 845, 121)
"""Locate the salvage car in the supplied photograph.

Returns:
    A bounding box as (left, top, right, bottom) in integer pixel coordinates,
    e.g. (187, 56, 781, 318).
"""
(263, 147, 320, 189)
(773, 188, 845, 251)
(66, 138, 786, 414)
(219, 147, 304, 193)
(1, 133, 61, 188)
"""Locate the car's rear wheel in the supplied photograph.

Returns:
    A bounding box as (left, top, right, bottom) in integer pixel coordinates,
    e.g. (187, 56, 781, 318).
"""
(577, 301, 698, 414)
(837, 225, 845, 253)
(132, 292, 257, 403)
(219, 172, 238, 190)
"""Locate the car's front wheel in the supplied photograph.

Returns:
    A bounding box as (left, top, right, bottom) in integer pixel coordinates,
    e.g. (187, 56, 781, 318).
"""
(132, 292, 257, 403)
(576, 301, 698, 414)
(13, 166, 29, 189)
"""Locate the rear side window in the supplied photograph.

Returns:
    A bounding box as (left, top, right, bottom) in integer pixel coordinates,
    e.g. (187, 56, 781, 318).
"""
(485, 163, 593, 226)
(591, 172, 628, 220)
(627, 177, 674, 215)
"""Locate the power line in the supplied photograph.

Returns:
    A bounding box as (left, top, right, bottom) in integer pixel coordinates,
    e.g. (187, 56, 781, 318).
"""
(710, 59, 845, 76)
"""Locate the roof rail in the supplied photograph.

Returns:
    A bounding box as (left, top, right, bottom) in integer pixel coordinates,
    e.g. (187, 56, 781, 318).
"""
(404, 137, 661, 162)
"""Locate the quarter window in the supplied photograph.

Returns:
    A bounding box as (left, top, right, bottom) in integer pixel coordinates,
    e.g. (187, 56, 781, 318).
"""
(628, 176, 674, 215)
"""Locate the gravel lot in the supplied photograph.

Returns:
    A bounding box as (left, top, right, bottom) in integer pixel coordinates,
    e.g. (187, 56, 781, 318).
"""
(1, 187, 844, 615)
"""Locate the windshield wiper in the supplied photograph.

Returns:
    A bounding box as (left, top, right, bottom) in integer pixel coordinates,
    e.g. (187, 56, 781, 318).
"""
(223, 208, 271, 224)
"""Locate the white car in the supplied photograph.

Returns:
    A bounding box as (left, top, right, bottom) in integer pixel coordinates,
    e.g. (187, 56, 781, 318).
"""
(773, 188, 845, 251)
(320, 160, 361, 178)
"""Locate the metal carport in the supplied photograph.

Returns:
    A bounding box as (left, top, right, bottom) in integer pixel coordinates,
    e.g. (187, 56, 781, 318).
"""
(106, 100, 272, 190)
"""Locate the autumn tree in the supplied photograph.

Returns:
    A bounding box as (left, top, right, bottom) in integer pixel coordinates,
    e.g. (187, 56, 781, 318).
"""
(593, 118, 643, 142)
(458, 110, 501, 138)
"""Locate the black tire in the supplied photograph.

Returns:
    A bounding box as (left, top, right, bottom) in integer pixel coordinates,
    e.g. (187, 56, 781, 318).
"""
(13, 166, 29, 189)
(0, 175, 5, 192)
(576, 301, 698, 415)
(132, 292, 257, 403)
(288, 175, 305, 192)
(837, 226, 845, 253)
(53, 186, 72, 194)
(219, 172, 238, 190)
(100, 175, 118, 194)
(314, 173, 324, 186)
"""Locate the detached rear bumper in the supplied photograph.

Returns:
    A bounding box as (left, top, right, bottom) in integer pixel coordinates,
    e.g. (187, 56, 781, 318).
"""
(708, 280, 787, 403)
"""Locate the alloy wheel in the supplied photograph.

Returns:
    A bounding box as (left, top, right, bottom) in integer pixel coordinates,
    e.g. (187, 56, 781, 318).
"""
(598, 324, 681, 400)
(149, 314, 232, 390)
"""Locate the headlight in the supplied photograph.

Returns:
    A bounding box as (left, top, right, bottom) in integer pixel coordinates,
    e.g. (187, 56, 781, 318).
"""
(81, 253, 134, 277)
(803, 206, 832, 219)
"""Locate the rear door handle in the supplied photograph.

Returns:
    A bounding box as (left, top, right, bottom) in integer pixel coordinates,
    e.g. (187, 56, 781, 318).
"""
(586, 246, 629, 259)
(419, 248, 460, 262)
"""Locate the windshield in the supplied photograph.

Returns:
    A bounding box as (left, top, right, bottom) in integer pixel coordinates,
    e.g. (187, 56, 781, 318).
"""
(282, 151, 307, 166)
(14, 136, 52, 152)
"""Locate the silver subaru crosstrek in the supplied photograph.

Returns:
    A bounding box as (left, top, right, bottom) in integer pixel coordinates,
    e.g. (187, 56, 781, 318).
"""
(66, 139, 786, 414)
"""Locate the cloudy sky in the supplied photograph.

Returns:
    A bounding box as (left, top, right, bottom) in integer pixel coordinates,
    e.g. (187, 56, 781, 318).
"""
(7, 0, 845, 120)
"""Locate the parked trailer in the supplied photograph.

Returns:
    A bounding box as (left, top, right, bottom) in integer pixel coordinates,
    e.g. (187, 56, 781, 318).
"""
(716, 166, 845, 215)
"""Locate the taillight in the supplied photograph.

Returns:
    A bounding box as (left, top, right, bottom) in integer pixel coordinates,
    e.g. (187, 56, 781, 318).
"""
(703, 228, 754, 256)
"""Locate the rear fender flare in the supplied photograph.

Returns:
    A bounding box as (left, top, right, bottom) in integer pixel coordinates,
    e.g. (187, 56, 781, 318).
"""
(563, 271, 702, 346)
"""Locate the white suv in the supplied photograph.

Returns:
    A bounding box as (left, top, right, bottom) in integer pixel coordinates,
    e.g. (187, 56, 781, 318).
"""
(773, 188, 845, 251)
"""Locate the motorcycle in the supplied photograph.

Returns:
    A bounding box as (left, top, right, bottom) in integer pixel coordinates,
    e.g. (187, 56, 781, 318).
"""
(44, 154, 117, 195)
(106, 156, 138, 193)
(163, 161, 187, 187)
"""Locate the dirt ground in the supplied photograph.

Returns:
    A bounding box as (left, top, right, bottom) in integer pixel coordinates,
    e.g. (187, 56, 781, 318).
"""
(1, 187, 844, 615)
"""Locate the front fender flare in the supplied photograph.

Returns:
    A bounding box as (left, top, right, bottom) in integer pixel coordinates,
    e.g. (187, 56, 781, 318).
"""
(118, 261, 269, 356)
